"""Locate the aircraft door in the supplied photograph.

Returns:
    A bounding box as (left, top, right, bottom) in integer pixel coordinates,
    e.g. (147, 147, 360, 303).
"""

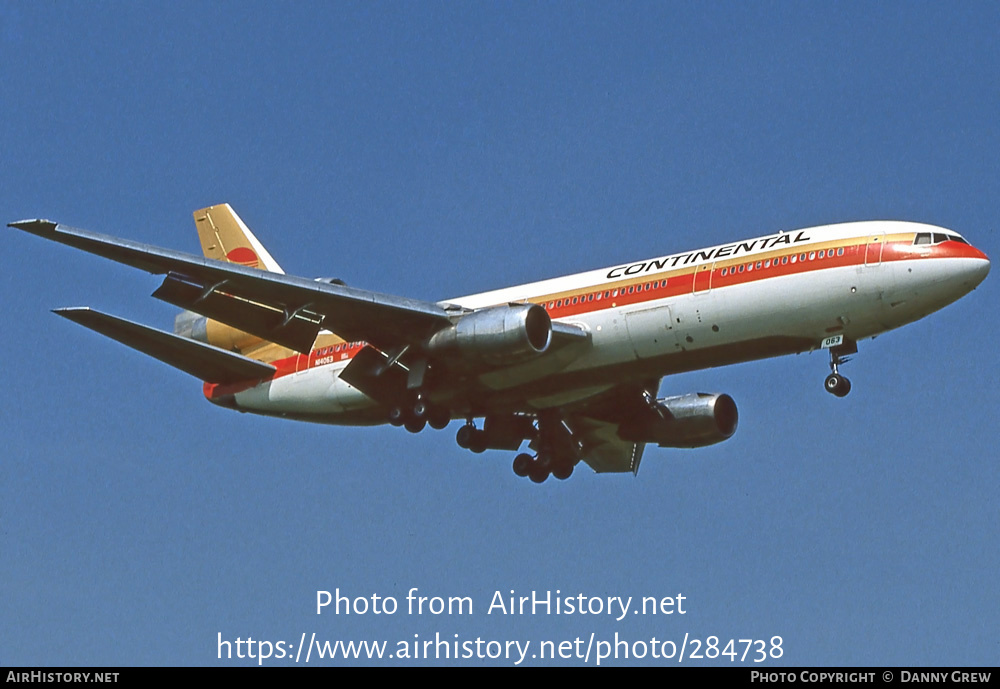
(693, 262, 714, 293)
(865, 233, 885, 266)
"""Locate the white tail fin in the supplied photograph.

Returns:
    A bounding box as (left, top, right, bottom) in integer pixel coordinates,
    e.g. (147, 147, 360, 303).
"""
(193, 204, 284, 273)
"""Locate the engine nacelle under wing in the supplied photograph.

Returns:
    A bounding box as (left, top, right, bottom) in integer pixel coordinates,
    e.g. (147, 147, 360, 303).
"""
(618, 392, 738, 448)
(426, 303, 552, 366)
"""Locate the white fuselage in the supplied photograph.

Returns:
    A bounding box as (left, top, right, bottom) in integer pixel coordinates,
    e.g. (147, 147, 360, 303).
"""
(223, 221, 989, 421)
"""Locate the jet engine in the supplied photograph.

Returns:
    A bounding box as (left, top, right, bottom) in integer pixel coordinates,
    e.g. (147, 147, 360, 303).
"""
(618, 392, 738, 448)
(426, 303, 552, 366)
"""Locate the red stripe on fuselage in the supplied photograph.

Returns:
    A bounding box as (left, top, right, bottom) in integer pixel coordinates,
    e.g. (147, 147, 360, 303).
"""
(205, 234, 979, 399)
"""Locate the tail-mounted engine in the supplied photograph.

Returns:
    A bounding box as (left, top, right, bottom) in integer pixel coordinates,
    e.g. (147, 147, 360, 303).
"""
(426, 303, 552, 367)
(618, 392, 738, 448)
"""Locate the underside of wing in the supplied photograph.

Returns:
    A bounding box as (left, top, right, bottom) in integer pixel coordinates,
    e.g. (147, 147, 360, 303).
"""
(558, 381, 659, 474)
(570, 416, 647, 474)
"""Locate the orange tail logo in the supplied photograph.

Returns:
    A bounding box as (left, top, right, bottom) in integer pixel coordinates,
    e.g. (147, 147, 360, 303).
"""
(226, 247, 260, 268)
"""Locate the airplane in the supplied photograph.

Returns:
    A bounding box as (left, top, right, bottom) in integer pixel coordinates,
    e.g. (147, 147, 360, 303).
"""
(9, 206, 990, 483)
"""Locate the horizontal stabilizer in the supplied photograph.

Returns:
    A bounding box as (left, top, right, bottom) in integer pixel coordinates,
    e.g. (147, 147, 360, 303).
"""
(53, 307, 276, 384)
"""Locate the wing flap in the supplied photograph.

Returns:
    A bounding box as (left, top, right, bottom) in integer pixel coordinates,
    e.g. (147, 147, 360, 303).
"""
(151, 272, 322, 352)
(53, 307, 276, 384)
(570, 416, 646, 474)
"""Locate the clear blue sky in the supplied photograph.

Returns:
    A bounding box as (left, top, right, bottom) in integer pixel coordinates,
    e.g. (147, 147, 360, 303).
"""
(2, 1, 997, 666)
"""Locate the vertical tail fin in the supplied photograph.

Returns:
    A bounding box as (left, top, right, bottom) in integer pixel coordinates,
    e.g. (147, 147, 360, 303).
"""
(177, 205, 295, 360)
(193, 204, 284, 273)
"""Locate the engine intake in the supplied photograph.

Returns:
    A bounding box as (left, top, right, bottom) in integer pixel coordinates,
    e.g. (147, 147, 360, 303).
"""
(618, 392, 738, 448)
(427, 303, 552, 366)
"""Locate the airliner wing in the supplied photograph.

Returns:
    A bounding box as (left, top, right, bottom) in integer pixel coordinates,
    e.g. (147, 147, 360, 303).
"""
(10, 220, 453, 352)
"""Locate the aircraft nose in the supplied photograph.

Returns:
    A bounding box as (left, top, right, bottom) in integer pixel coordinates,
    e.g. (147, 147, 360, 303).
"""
(968, 246, 990, 286)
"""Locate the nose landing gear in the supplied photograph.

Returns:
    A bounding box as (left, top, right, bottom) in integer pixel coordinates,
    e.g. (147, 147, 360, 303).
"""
(824, 339, 857, 397)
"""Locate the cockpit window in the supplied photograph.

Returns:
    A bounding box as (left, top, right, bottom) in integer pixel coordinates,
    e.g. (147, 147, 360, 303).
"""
(915, 231, 970, 246)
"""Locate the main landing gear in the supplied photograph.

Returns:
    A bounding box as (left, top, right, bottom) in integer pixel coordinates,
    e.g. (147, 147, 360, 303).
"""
(508, 412, 577, 483)
(455, 413, 579, 483)
(511, 450, 575, 483)
(824, 340, 856, 398)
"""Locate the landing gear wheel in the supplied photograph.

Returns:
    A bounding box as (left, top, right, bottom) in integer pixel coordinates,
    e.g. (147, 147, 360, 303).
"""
(551, 460, 574, 481)
(427, 407, 450, 430)
(456, 424, 475, 449)
(388, 407, 406, 426)
(512, 453, 532, 477)
(528, 461, 549, 483)
(404, 417, 426, 433)
(468, 433, 487, 453)
(411, 399, 428, 420)
(824, 373, 851, 397)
